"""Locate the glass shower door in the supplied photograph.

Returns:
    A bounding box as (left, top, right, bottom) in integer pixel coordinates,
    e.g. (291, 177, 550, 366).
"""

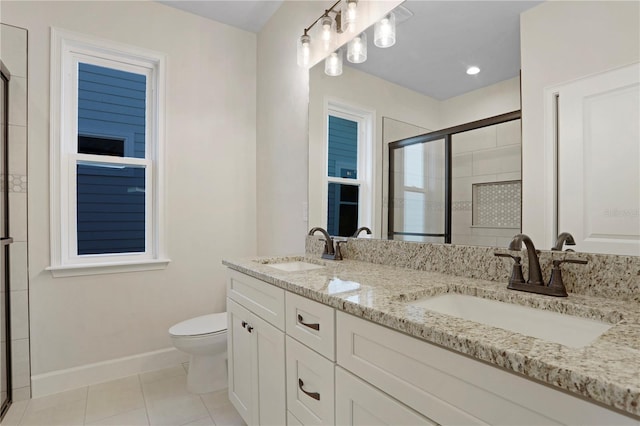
(0, 60, 12, 420)
(389, 137, 447, 242)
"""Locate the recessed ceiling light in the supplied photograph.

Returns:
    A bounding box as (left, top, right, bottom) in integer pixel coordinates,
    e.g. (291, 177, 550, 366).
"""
(466, 66, 481, 75)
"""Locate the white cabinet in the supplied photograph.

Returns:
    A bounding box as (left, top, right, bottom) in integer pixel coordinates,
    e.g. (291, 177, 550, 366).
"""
(227, 271, 286, 426)
(335, 367, 436, 426)
(226, 267, 636, 425)
(285, 336, 335, 425)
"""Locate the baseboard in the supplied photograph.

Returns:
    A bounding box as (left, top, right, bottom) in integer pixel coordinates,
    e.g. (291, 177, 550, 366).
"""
(31, 347, 190, 398)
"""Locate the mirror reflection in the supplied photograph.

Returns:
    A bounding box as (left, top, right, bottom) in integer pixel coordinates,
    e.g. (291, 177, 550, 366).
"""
(309, 0, 534, 246)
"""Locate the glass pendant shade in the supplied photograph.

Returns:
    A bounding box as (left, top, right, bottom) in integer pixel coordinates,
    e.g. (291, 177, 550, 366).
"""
(342, 0, 358, 32)
(320, 15, 334, 47)
(374, 12, 396, 48)
(297, 33, 311, 68)
(325, 50, 343, 76)
(347, 32, 367, 63)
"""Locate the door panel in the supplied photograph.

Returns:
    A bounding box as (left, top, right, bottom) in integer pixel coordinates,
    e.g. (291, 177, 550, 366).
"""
(558, 63, 640, 255)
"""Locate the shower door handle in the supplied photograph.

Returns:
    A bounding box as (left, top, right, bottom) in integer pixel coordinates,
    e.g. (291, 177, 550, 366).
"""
(0, 238, 12, 246)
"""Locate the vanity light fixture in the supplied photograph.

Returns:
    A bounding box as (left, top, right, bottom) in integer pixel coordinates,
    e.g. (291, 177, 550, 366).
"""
(296, 0, 345, 69)
(347, 32, 367, 63)
(325, 49, 343, 76)
(374, 12, 396, 48)
(466, 66, 481, 75)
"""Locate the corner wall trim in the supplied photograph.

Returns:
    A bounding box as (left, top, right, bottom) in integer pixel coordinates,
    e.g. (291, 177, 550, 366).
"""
(31, 347, 189, 398)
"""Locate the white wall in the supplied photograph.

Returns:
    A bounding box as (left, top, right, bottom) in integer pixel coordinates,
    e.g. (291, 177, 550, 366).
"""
(3, 0, 257, 391)
(308, 64, 441, 238)
(256, 1, 318, 256)
(520, 1, 640, 246)
(441, 77, 520, 128)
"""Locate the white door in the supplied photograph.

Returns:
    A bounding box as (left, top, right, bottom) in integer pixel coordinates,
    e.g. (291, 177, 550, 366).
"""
(557, 63, 640, 255)
(335, 367, 436, 426)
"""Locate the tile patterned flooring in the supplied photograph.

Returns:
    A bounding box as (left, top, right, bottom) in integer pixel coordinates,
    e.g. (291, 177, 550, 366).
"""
(1, 364, 246, 426)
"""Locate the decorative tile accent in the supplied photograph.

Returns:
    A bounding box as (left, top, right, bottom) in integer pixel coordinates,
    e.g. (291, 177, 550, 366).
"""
(472, 180, 521, 227)
(452, 201, 472, 211)
(0, 174, 28, 193)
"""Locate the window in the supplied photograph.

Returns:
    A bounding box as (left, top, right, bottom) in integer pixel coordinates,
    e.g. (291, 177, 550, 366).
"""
(324, 103, 373, 237)
(49, 28, 168, 276)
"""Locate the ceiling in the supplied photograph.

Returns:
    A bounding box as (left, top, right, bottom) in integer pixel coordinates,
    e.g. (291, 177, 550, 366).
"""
(157, 0, 542, 100)
(348, 1, 542, 100)
(156, 0, 283, 33)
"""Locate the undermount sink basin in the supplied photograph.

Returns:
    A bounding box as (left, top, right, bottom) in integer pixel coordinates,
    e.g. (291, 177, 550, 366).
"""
(263, 261, 325, 272)
(409, 294, 613, 348)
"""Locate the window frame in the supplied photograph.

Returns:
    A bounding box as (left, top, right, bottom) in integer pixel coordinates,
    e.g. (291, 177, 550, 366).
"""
(322, 100, 375, 235)
(48, 28, 169, 277)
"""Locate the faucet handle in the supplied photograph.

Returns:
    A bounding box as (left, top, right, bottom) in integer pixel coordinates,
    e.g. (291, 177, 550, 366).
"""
(494, 252, 522, 264)
(335, 240, 347, 260)
(547, 258, 587, 296)
(494, 252, 525, 285)
(553, 258, 588, 267)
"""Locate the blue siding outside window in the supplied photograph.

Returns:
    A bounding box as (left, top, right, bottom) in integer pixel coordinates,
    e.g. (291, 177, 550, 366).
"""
(76, 63, 147, 255)
(327, 115, 359, 237)
(327, 116, 357, 179)
(78, 63, 146, 158)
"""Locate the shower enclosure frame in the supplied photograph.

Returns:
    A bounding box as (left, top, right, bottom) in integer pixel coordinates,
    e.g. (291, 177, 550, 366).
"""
(388, 110, 522, 242)
(0, 59, 13, 420)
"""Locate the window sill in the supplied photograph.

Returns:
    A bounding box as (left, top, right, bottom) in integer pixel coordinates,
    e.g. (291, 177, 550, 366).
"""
(47, 258, 171, 278)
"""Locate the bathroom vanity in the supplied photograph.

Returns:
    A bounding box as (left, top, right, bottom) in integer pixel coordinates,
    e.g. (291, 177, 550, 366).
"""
(224, 246, 639, 425)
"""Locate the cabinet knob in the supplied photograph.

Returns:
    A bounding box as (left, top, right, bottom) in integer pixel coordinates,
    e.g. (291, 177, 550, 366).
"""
(298, 378, 320, 401)
(246, 325, 254, 333)
(241, 321, 247, 328)
(297, 314, 320, 331)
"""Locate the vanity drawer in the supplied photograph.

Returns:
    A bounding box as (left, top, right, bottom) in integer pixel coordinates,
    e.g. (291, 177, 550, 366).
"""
(286, 292, 335, 360)
(286, 336, 335, 425)
(227, 269, 285, 330)
(335, 366, 436, 426)
(336, 312, 634, 426)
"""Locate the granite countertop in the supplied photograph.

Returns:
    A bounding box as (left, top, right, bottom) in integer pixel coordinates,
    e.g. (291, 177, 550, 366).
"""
(222, 255, 640, 418)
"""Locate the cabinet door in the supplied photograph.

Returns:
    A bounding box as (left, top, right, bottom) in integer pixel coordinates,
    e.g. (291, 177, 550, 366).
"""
(254, 312, 286, 426)
(335, 367, 436, 426)
(227, 299, 255, 425)
(286, 336, 335, 425)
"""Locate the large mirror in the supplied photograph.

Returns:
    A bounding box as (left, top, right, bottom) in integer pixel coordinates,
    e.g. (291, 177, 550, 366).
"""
(309, 0, 534, 247)
(308, 0, 640, 256)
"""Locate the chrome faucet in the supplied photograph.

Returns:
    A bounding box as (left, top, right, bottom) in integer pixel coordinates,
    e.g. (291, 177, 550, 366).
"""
(308, 227, 344, 260)
(352, 227, 372, 237)
(551, 232, 576, 251)
(508, 234, 544, 285)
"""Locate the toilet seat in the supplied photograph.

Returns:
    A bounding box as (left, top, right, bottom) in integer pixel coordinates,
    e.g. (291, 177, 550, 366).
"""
(169, 313, 227, 337)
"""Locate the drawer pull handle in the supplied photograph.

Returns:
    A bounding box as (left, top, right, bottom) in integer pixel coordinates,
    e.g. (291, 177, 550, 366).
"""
(298, 378, 320, 401)
(297, 314, 320, 331)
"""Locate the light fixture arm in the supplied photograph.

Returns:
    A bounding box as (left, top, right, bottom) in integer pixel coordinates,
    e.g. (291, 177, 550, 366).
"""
(302, 0, 345, 36)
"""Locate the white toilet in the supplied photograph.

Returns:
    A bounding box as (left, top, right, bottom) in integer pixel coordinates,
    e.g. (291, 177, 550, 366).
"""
(169, 312, 227, 394)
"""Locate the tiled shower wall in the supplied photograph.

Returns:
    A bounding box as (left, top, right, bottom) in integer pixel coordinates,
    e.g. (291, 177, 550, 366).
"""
(451, 119, 521, 247)
(1, 23, 30, 401)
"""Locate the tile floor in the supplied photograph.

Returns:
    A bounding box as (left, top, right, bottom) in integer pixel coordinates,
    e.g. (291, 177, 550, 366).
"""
(1, 364, 246, 426)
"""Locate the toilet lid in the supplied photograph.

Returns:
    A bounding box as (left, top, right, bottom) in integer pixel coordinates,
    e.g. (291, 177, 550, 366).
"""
(169, 313, 227, 337)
